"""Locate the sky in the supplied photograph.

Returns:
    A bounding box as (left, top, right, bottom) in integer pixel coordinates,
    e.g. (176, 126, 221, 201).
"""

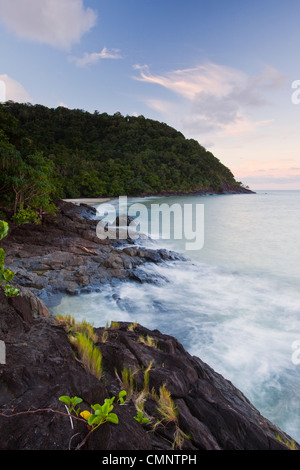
(1, 0, 300, 190)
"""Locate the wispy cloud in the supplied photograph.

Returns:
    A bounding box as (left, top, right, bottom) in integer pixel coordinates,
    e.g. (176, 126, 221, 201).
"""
(70, 48, 122, 67)
(0, 0, 97, 50)
(133, 63, 286, 138)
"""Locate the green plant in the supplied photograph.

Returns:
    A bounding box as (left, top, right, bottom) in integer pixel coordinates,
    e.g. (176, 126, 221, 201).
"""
(155, 383, 189, 449)
(0, 220, 19, 298)
(59, 395, 83, 416)
(156, 383, 178, 424)
(121, 366, 137, 398)
(56, 315, 102, 379)
(80, 396, 119, 431)
(138, 335, 157, 348)
(128, 321, 138, 331)
(12, 207, 41, 226)
(143, 360, 153, 396)
(70, 332, 103, 379)
(276, 434, 297, 450)
(134, 410, 150, 424)
(117, 390, 127, 405)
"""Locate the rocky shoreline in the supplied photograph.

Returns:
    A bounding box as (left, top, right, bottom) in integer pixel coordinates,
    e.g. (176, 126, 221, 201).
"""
(1, 200, 185, 306)
(0, 199, 298, 450)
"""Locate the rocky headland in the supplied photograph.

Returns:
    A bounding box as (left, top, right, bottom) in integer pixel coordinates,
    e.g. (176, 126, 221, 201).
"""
(0, 200, 298, 450)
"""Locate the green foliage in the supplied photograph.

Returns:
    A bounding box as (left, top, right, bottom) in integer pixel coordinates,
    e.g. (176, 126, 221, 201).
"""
(276, 434, 297, 450)
(88, 397, 119, 428)
(56, 314, 102, 379)
(0, 220, 19, 297)
(0, 102, 243, 202)
(59, 395, 119, 434)
(12, 207, 41, 225)
(59, 395, 83, 416)
(134, 410, 150, 425)
(0, 220, 9, 240)
(117, 390, 127, 405)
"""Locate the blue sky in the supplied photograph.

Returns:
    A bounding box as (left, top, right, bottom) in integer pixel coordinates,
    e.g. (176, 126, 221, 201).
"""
(1, 0, 300, 189)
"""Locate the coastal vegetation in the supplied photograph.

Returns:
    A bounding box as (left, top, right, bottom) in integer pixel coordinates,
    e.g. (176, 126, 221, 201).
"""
(0, 101, 246, 223)
(0, 220, 19, 297)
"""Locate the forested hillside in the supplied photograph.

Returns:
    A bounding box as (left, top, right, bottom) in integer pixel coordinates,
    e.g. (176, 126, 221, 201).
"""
(0, 101, 247, 222)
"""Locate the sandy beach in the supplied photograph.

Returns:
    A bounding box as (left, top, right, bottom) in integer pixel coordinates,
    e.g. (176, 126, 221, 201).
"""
(63, 198, 110, 206)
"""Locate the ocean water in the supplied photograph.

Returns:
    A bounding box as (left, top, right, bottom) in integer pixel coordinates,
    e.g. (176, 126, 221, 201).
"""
(51, 190, 300, 443)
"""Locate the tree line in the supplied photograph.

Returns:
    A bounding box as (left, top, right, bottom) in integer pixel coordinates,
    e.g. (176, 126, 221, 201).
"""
(0, 101, 243, 223)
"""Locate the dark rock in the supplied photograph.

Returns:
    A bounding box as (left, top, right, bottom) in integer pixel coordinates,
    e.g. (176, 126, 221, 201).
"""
(114, 215, 136, 226)
(0, 200, 182, 300)
(0, 295, 296, 450)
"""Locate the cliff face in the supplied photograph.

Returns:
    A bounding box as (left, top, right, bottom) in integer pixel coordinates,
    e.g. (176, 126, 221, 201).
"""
(0, 288, 297, 450)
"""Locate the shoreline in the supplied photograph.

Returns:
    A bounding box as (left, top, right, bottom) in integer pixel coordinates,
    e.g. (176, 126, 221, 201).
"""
(62, 185, 255, 208)
(63, 198, 111, 205)
(0, 198, 298, 450)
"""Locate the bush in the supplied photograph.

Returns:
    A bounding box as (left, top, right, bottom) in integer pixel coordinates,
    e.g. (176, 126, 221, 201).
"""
(12, 207, 41, 226)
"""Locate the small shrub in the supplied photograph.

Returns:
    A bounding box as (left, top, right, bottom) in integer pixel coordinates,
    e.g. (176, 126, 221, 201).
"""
(121, 366, 137, 398)
(0, 220, 19, 298)
(138, 335, 157, 348)
(56, 314, 102, 379)
(12, 207, 41, 226)
(59, 396, 82, 416)
(134, 410, 150, 425)
(80, 396, 119, 430)
(70, 332, 103, 380)
(157, 383, 178, 424)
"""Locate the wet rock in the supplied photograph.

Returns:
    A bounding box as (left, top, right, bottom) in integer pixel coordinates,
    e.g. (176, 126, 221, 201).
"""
(0, 293, 296, 450)
(0, 200, 183, 300)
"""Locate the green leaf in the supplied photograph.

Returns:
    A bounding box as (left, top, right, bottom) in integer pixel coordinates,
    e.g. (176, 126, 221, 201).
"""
(91, 404, 101, 411)
(95, 409, 105, 418)
(0, 248, 6, 264)
(0, 221, 9, 241)
(118, 390, 127, 403)
(59, 396, 71, 406)
(3, 269, 14, 281)
(106, 413, 119, 424)
(89, 415, 103, 426)
(72, 397, 83, 407)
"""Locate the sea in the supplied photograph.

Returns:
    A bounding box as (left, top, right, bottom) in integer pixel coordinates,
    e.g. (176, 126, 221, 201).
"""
(51, 190, 300, 443)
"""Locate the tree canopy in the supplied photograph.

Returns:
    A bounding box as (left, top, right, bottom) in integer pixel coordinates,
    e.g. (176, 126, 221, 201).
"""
(0, 101, 244, 218)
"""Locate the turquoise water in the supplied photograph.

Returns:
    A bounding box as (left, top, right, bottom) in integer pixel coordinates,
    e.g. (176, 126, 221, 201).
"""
(52, 190, 300, 442)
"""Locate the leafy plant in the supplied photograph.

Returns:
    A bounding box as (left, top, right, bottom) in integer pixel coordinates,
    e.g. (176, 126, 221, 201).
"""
(12, 207, 41, 226)
(59, 395, 83, 416)
(117, 390, 127, 405)
(134, 410, 150, 425)
(80, 396, 119, 431)
(0, 220, 19, 298)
